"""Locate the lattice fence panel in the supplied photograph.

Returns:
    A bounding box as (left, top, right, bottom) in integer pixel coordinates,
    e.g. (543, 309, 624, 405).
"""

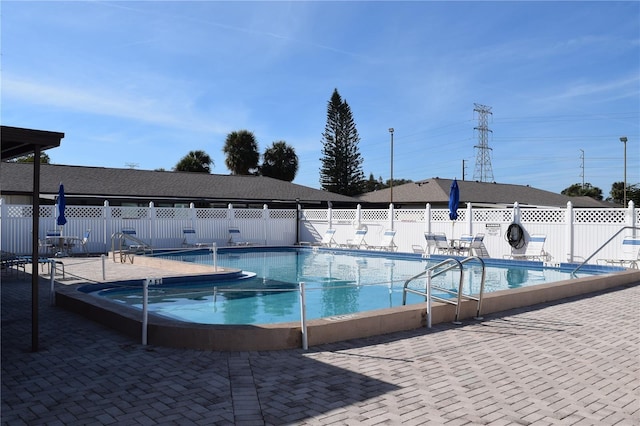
(155, 207, 190, 219)
(234, 209, 265, 219)
(431, 209, 450, 221)
(574, 208, 626, 224)
(473, 209, 512, 222)
(196, 209, 228, 219)
(332, 209, 356, 222)
(111, 206, 149, 219)
(269, 209, 296, 219)
(39, 206, 55, 218)
(5, 205, 35, 218)
(520, 209, 565, 223)
(65, 206, 103, 219)
(362, 209, 389, 222)
(394, 209, 424, 222)
(301, 209, 328, 221)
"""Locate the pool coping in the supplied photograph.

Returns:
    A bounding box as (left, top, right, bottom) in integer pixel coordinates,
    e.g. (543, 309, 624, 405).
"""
(54, 253, 640, 351)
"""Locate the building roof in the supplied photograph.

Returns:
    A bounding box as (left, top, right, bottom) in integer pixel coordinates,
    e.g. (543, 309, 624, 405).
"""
(356, 177, 613, 208)
(0, 162, 360, 206)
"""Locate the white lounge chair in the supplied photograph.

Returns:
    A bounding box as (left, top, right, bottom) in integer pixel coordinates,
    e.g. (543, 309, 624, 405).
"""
(366, 230, 397, 251)
(183, 228, 209, 248)
(319, 229, 337, 247)
(228, 227, 252, 246)
(340, 228, 368, 249)
(598, 236, 640, 269)
(508, 234, 549, 261)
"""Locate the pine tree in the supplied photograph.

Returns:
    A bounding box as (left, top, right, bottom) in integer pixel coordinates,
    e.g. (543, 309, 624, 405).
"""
(319, 89, 365, 196)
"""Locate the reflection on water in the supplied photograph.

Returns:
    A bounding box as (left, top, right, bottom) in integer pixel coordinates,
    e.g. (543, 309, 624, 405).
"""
(506, 268, 528, 288)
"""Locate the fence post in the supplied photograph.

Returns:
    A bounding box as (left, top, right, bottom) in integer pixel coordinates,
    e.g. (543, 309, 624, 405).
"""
(228, 203, 235, 229)
(565, 201, 574, 262)
(356, 204, 362, 228)
(328, 203, 333, 229)
(425, 204, 431, 234)
(466, 202, 473, 235)
(189, 202, 196, 229)
(628, 201, 636, 238)
(513, 202, 521, 225)
(389, 203, 395, 231)
(263, 204, 269, 245)
(149, 201, 156, 248)
(103, 200, 111, 254)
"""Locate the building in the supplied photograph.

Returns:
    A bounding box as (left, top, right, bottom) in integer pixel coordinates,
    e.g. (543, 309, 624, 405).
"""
(356, 178, 613, 209)
(1, 162, 360, 209)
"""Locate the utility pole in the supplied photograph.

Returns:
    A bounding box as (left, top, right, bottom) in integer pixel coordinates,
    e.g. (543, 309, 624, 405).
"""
(473, 103, 494, 182)
(389, 128, 394, 205)
(579, 149, 585, 189)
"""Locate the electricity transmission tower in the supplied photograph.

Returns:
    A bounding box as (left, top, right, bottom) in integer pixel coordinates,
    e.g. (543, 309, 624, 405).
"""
(473, 103, 494, 182)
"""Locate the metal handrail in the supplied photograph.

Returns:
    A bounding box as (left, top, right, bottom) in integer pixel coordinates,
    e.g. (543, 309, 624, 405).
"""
(402, 256, 486, 325)
(572, 226, 640, 275)
(110, 232, 153, 263)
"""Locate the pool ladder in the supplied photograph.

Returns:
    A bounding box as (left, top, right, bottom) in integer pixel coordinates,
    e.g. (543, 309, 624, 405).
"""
(110, 232, 154, 263)
(402, 256, 486, 326)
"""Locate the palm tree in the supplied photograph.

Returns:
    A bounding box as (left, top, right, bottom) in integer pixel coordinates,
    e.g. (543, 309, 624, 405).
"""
(261, 141, 298, 182)
(223, 130, 260, 175)
(174, 150, 213, 173)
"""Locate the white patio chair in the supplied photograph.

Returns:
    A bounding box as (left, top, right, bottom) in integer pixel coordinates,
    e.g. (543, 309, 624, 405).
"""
(508, 234, 549, 261)
(366, 230, 397, 251)
(598, 236, 640, 269)
(340, 228, 368, 249)
(319, 229, 337, 247)
(457, 233, 486, 257)
(67, 229, 91, 255)
(228, 227, 253, 246)
(183, 228, 209, 248)
(433, 232, 452, 254)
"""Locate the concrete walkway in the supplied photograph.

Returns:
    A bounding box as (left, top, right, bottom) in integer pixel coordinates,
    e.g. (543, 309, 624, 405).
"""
(2, 260, 639, 425)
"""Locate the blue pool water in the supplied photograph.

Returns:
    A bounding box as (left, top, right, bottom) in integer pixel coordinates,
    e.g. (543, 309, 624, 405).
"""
(92, 247, 607, 325)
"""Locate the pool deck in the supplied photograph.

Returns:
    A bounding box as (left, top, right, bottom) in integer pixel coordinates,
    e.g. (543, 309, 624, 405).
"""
(2, 258, 639, 425)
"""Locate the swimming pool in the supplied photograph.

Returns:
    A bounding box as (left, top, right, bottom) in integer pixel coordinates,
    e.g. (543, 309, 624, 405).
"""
(91, 247, 606, 325)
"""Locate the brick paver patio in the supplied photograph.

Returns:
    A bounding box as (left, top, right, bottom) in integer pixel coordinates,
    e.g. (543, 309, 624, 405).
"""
(2, 262, 638, 425)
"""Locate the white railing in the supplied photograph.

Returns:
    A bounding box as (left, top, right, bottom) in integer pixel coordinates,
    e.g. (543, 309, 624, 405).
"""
(1, 198, 637, 265)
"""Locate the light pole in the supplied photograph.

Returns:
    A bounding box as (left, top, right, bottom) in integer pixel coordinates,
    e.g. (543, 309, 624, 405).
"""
(389, 128, 394, 205)
(620, 136, 627, 207)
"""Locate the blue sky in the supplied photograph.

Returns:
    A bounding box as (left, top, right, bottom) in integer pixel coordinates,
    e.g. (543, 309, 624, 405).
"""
(2, 1, 639, 198)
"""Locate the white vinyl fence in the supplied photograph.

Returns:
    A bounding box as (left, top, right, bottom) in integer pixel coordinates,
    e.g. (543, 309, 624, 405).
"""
(1, 199, 637, 265)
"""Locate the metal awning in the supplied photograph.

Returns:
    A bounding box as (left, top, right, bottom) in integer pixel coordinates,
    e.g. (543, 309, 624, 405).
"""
(1, 126, 64, 161)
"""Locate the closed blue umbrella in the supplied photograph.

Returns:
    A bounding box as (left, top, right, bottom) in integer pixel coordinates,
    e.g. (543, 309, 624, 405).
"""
(449, 179, 459, 221)
(57, 183, 67, 227)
